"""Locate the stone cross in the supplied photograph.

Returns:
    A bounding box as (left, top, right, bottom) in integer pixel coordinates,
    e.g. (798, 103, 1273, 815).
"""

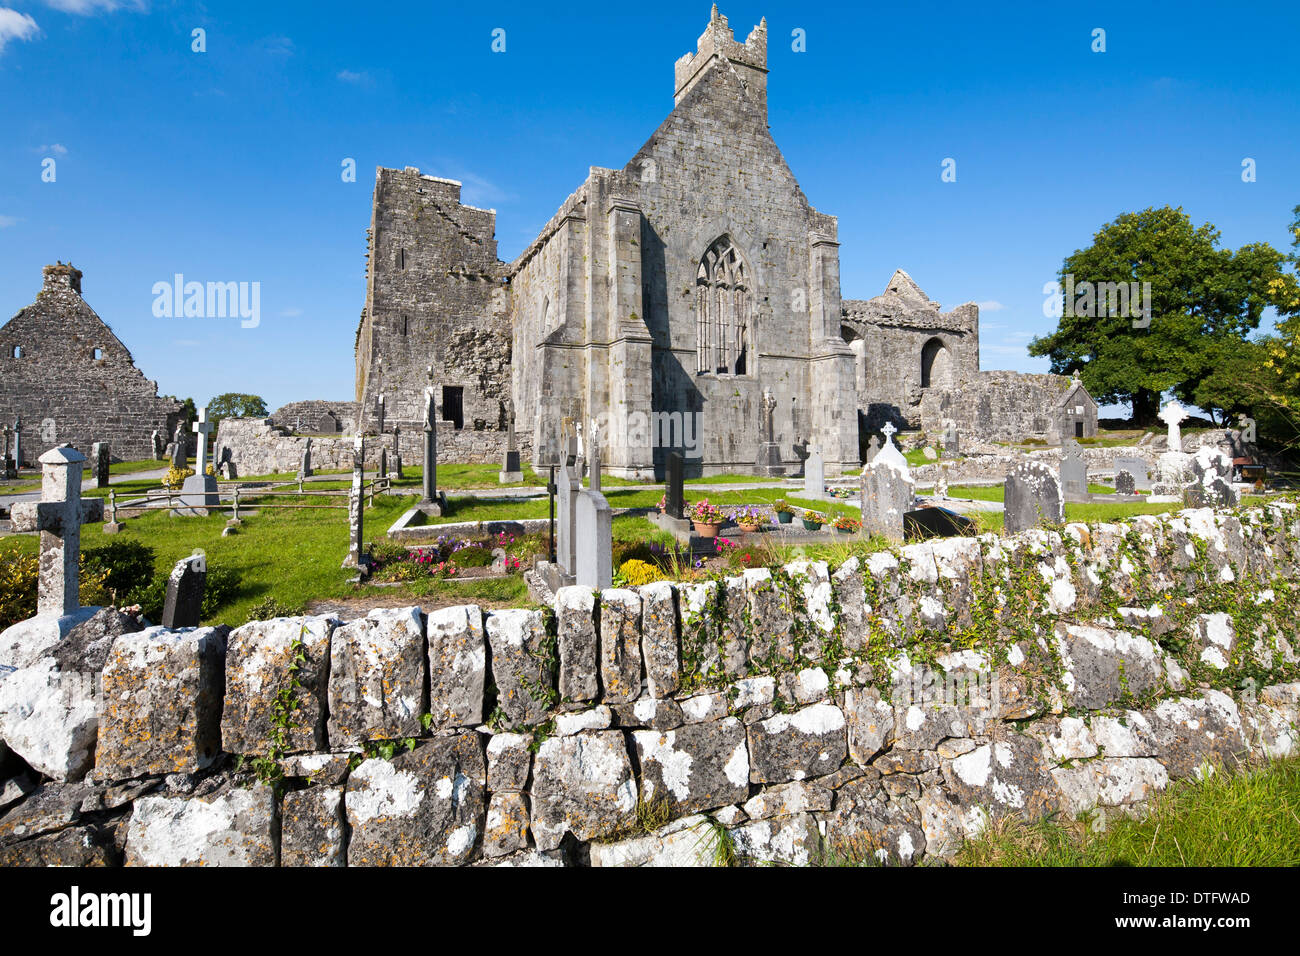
(761, 388, 777, 444)
(376, 394, 386, 435)
(92, 441, 110, 489)
(28, 446, 89, 615)
(1159, 401, 1188, 453)
(391, 425, 403, 478)
(1, 424, 8, 459)
(161, 551, 207, 629)
(666, 451, 685, 519)
(500, 399, 522, 482)
(423, 387, 438, 502)
(13, 416, 21, 469)
(881, 422, 897, 444)
(588, 418, 602, 492)
(867, 435, 880, 463)
(344, 435, 366, 569)
(192, 407, 214, 474)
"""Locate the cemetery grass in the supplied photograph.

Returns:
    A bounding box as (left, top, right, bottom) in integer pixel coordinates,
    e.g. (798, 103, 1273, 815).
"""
(389, 464, 789, 490)
(953, 756, 1300, 867)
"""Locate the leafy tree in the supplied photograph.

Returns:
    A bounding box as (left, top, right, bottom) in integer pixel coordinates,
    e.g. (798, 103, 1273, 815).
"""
(1029, 206, 1296, 426)
(206, 393, 268, 425)
(162, 396, 196, 426)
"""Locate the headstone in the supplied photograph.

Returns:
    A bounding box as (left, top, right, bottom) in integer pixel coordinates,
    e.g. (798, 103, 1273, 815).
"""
(803, 445, 824, 498)
(379, 447, 388, 483)
(104, 489, 122, 534)
(866, 435, 880, 463)
(588, 418, 602, 493)
(941, 421, 960, 456)
(872, 422, 909, 473)
(555, 458, 579, 582)
(1185, 446, 1239, 507)
(219, 446, 238, 480)
(178, 406, 219, 514)
(299, 437, 313, 479)
(151, 429, 165, 461)
(92, 441, 110, 489)
(13, 416, 21, 469)
(1159, 401, 1188, 453)
(1114, 457, 1150, 491)
(1004, 461, 1064, 535)
(1, 425, 13, 479)
(343, 435, 369, 570)
(859, 440, 913, 541)
(665, 452, 685, 519)
(390, 427, 403, 479)
(754, 388, 785, 477)
(500, 399, 523, 484)
(376, 394, 386, 436)
(1115, 470, 1136, 495)
(161, 552, 207, 629)
(1059, 441, 1087, 499)
(574, 488, 612, 590)
(171, 420, 187, 469)
(8, 446, 102, 615)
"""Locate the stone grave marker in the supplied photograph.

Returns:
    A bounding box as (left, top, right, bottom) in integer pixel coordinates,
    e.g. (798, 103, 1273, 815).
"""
(343, 435, 370, 571)
(1060, 441, 1087, 498)
(91, 442, 110, 489)
(1004, 460, 1064, 535)
(299, 437, 313, 479)
(161, 551, 207, 629)
(391, 427, 403, 479)
(178, 407, 219, 514)
(860, 428, 913, 541)
(803, 446, 824, 498)
(588, 419, 603, 493)
(420, 387, 447, 515)
(555, 457, 580, 584)
(13, 416, 22, 469)
(754, 388, 785, 476)
(574, 487, 612, 590)
(170, 420, 187, 470)
(500, 399, 523, 484)
(666, 452, 685, 519)
(866, 435, 880, 464)
(942, 421, 960, 456)
(1115, 470, 1136, 495)
(1159, 401, 1188, 453)
(1114, 457, 1150, 491)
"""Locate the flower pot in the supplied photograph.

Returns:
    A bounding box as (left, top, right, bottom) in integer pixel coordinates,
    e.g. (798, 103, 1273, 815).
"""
(801, 519, 822, 531)
(738, 523, 761, 533)
(835, 526, 854, 534)
(775, 512, 794, 524)
(693, 521, 720, 538)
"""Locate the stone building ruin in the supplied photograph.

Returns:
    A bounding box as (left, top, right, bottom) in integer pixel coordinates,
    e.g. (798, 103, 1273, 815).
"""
(0, 264, 182, 464)
(353, 8, 1096, 475)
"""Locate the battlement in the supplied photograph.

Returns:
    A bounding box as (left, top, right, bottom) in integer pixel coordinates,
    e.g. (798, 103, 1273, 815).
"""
(674, 5, 768, 108)
(41, 262, 82, 295)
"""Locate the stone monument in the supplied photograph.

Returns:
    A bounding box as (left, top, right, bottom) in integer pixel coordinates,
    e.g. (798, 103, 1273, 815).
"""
(177, 407, 220, 515)
(754, 388, 785, 477)
(1004, 460, 1064, 535)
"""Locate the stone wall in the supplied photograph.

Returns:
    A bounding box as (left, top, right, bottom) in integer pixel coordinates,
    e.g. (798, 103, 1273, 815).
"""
(0, 264, 183, 463)
(919, 370, 1098, 444)
(269, 400, 360, 435)
(2, 502, 1297, 866)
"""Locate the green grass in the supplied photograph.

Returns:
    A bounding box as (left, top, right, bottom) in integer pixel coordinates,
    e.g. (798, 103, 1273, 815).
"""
(108, 458, 169, 476)
(955, 757, 1300, 866)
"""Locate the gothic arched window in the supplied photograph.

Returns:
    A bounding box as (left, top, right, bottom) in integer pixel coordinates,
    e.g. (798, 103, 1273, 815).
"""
(696, 237, 752, 375)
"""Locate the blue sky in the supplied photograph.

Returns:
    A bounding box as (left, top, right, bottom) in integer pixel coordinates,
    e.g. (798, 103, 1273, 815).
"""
(1, 0, 1296, 412)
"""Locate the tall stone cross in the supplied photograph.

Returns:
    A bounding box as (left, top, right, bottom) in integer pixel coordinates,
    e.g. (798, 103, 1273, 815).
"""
(422, 386, 438, 502)
(1159, 401, 1188, 453)
(13, 415, 21, 469)
(588, 418, 602, 492)
(192, 406, 214, 474)
(881, 422, 898, 446)
(25, 446, 90, 615)
(376, 393, 386, 436)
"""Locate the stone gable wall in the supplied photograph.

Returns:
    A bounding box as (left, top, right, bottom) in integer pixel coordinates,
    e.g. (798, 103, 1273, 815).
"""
(2, 502, 1297, 866)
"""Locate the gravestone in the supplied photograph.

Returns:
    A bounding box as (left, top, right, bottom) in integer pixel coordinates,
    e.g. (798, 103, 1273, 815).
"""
(1059, 441, 1087, 499)
(588, 419, 602, 493)
(390, 427, 403, 479)
(1159, 401, 1188, 453)
(420, 387, 447, 515)
(151, 429, 165, 461)
(499, 399, 523, 484)
(13, 416, 22, 469)
(161, 552, 207, 629)
(574, 488, 612, 590)
(1115, 470, 1136, 495)
(1004, 461, 1064, 535)
(803, 446, 824, 499)
(935, 463, 950, 499)
(8, 445, 103, 615)
(178, 407, 219, 514)
(1185, 446, 1239, 507)
(375, 394, 386, 437)
(1, 425, 13, 479)
(754, 388, 785, 477)
(170, 420, 187, 470)
(860, 430, 913, 541)
(104, 489, 122, 534)
(299, 437, 313, 479)
(666, 452, 685, 519)
(554, 457, 580, 585)
(91, 442, 110, 489)
(866, 435, 880, 464)
(1114, 457, 1151, 491)
(342, 435, 371, 571)
(942, 421, 960, 456)
(378, 447, 388, 483)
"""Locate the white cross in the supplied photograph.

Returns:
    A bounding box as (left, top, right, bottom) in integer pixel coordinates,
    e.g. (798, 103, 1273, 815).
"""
(11, 446, 90, 615)
(881, 422, 898, 446)
(1158, 401, 1187, 453)
(192, 406, 215, 474)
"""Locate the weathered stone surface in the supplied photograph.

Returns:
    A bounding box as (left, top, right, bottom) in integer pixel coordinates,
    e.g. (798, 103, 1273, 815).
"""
(822, 775, 926, 865)
(1191, 612, 1236, 671)
(845, 687, 894, 765)
(1054, 623, 1164, 710)
(125, 786, 275, 866)
(345, 733, 486, 866)
(639, 581, 680, 698)
(426, 604, 486, 728)
(1054, 758, 1170, 814)
(679, 691, 728, 724)
(0, 780, 93, 847)
(224, 615, 336, 755)
(486, 732, 532, 791)
(747, 703, 847, 783)
(281, 785, 345, 867)
(328, 607, 426, 747)
(555, 586, 598, 702)
(0, 657, 100, 781)
(613, 695, 685, 730)
(0, 822, 119, 866)
(600, 588, 643, 704)
(483, 791, 530, 858)
(555, 705, 612, 736)
(0, 606, 101, 670)
(743, 568, 792, 663)
(97, 626, 227, 779)
(589, 814, 718, 867)
(742, 780, 833, 820)
(280, 752, 353, 785)
(531, 730, 637, 850)
(831, 556, 868, 652)
(1004, 460, 1064, 535)
(941, 733, 1061, 821)
(475, 848, 567, 867)
(730, 811, 821, 865)
(486, 608, 553, 727)
(633, 717, 749, 815)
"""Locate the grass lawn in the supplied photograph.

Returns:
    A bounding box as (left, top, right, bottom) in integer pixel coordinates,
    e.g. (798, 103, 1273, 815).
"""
(955, 757, 1300, 866)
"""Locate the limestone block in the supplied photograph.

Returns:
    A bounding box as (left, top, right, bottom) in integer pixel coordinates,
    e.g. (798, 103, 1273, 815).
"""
(125, 786, 276, 866)
(638, 581, 680, 698)
(483, 791, 530, 858)
(486, 732, 532, 792)
(589, 814, 717, 867)
(281, 785, 345, 867)
(599, 588, 643, 704)
(485, 608, 553, 727)
(746, 702, 847, 783)
(730, 812, 821, 866)
(426, 604, 486, 729)
(530, 730, 637, 850)
(632, 717, 749, 815)
(555, 586, 598, 702)
(328, 607, 426, 747)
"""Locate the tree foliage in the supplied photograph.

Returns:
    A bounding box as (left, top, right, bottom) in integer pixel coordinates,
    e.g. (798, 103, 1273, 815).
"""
(206, 393, 268, 425)
(1029, 206, 1297, 426)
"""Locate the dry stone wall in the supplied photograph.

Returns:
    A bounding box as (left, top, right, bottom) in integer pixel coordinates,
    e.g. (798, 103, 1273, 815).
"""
(2, 503, 1299, 866)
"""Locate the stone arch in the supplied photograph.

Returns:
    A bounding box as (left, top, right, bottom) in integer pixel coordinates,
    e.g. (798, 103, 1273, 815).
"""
(695, 235, 752, 375)
(841, 324, 868, 396)
(920, 336, 952, 389)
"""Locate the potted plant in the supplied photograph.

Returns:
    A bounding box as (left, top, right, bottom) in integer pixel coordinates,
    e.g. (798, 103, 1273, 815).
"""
(773, 499, 795, 524)
(657, 493, 667, 514)
(732, 504, 765, 533)
(801, 509, 823, 531)
(833, 514, 861, 534)
(689, 498, 725, 537)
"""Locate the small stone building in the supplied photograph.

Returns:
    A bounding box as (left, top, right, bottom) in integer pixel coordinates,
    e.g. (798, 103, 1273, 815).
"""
(0, 264, 182, 464)
(920, 370, 1099, 445)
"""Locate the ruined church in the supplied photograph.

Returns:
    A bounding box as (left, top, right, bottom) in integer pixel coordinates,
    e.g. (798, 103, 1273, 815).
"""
(354, 8, 1095, 477)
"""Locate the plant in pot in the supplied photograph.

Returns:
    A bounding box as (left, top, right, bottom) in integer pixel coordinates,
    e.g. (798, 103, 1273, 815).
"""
(832, 514, 861, 534)
(689, 499, 725, 537)
(656, 493, 667, 514)
(773, 499, 795, 524)
(801, 509, 823, 531)
(731, 504, 765, 533)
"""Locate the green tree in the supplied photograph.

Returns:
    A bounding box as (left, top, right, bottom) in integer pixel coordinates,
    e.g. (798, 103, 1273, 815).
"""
(206, 393, 268, 425)
(1029, 206, 1295, 426)
(162, 396, 197, 426)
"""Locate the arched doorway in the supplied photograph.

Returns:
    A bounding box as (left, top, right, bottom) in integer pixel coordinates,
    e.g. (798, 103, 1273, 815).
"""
(920, 337, 952, 389)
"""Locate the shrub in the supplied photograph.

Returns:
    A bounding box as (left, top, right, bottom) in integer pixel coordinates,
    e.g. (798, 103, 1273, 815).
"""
(367, 540, 410, 567)
(451, 545, 494, 568)
(83, 540, 156, 606)
(134, 562, 242, 624)
(0, 550, 115, 630)
(162, 466, 195, 489)
(243, 596, 305, 623)
(619, 559, 662, 587)
(773, 499, 794, 514)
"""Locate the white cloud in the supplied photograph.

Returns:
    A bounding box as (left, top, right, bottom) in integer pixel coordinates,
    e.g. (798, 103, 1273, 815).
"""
(41, 0, 146, 14)
(37, 143, 68, 156)
(0, 215, 18, 227)
(261, 35, 294, 56)
(337, 69, 373, 86)
(975, 300, 1005, 312)
(0, 8, 39, 54)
